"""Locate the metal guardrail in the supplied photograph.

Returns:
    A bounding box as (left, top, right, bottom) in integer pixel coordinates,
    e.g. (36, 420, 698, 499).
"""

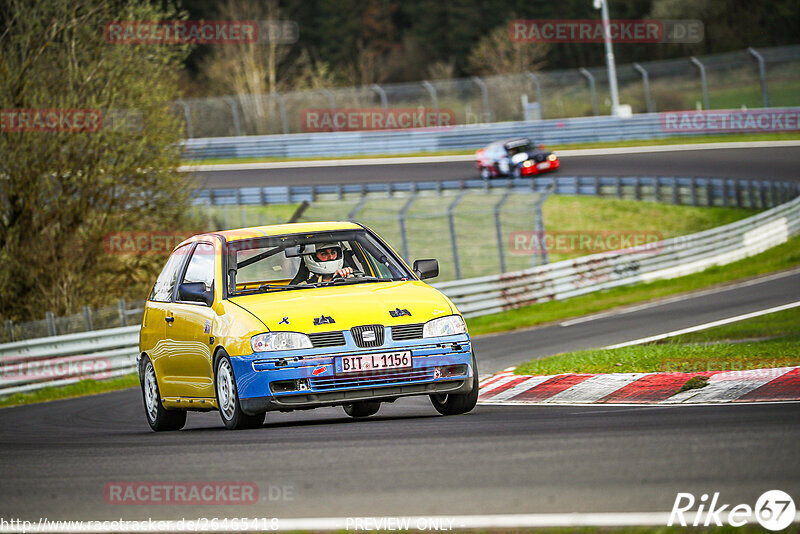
(182, 107, 800, 160)
(1, 192, 798, 397)
(193, 176, 800, 209)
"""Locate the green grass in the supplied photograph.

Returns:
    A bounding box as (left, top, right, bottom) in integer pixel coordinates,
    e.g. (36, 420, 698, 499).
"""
(0, 373, 139, 408)
(514, 304, 800, 376)
(181, 132, 800, 165)
(466, 234, 800, 337)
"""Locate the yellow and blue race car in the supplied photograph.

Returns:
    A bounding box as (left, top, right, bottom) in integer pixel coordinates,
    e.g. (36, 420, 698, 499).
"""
(138, 221, 478, 430)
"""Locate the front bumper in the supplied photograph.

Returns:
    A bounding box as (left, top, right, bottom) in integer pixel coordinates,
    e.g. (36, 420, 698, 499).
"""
(229, 332, 474, 414)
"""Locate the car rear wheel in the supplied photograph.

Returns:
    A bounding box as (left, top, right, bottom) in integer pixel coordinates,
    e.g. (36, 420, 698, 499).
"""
(215, 353, 266, 430)
(430, 356, 479, 416)
(343, 401, 381, 418)
(141, 357, 187, 432)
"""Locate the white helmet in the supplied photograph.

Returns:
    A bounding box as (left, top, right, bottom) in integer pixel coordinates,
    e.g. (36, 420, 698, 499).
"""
(304, 242, 344, 275)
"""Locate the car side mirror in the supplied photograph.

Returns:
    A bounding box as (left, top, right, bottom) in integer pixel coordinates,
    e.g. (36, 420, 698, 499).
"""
(413, 259, 439, 280)
(178, 282, 213, 306)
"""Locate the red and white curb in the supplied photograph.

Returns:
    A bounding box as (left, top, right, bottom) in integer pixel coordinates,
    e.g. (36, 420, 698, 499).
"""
(478, 366, 800, 405)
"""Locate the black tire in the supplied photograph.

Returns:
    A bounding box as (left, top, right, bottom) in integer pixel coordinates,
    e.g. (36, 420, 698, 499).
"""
(343, 401, 381, 418)
(430, 356, 479, 416)
(215, 352, 266, 430)
(141, 357, 187, 432)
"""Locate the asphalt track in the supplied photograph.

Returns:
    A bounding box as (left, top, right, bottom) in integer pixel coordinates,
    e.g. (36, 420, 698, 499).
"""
(1, 148, 799, 523)
(189, 145, 800, 188)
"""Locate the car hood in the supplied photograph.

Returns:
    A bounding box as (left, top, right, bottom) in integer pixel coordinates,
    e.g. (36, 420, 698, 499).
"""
(228, 280, 456, 332)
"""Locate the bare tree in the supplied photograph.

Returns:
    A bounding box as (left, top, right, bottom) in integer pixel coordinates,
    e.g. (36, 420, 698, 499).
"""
(467, 24, 549, 76)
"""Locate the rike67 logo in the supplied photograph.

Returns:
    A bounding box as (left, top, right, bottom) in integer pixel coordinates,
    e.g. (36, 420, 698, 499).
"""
(669, 490, 796, 530)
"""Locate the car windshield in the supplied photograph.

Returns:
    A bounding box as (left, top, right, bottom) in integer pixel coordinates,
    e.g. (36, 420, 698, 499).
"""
(225, 229, 413, 295)
(505, 141, 534, 156)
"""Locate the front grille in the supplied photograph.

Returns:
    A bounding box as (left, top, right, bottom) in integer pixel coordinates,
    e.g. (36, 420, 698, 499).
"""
(310, 367, 435, 390)
(534, 153, 546, 162)
(351, 324, 384, 348)
(391, 323, 424, 341)
(309, 331, 346, 348)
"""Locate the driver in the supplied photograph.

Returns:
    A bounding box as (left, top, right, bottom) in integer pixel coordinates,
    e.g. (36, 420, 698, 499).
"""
(302, 242, 353, 283)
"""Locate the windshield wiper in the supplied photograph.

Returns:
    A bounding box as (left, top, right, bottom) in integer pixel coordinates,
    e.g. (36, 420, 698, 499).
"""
(257, 284, 314, 292)
(316, 277, 398, 287)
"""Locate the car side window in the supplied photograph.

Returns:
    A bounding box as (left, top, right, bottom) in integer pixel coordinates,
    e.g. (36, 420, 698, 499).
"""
(181, 243, 215, 293)
(149, 244, 191, 302)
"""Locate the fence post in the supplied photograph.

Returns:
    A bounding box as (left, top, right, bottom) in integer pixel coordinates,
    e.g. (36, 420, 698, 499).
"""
(671, 178, 679, 204)
(4, 320, 14, 342)
(706, 179, 713, 207)
(616, 176, 622, 198)
(494, 191, 513, 273)
(118, 299, 128, 327)
(632, 63, 654, 113)
(526, 72, 544, 117)
(398, 190, 418, 261)
(579, 68, 599, 116)
(532, 181, 556, 267)
(421, 81, 439, 125)
(448, 190, 468, 279)
(348, 195, 368, 221)
(371, 84, 388, 109)
(690, 57, 710, 110)
(747, 47, 770, 108)
(271, 92, 289, 134)
(471, 76, 491, 123)
(175, 99, 193, 138)
(82, 305, 93, 331)
(223, 96, 242, 136)
(46, 311, 56, 337)
(690, 178, 698, 206)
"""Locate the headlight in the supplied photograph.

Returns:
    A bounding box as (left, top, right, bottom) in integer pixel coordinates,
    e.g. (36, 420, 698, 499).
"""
(548, 153, 557, 161)
(523, 160, 532, 167)
(423, 315, 467, 338)
(251, 332, 312, 352)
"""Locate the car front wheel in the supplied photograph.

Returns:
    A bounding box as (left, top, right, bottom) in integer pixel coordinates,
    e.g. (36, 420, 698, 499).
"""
(141, 357, 187, 432)
(215, 353, 266, 430)
(430, 357, 479, 416)
(480, 166, 491, 180)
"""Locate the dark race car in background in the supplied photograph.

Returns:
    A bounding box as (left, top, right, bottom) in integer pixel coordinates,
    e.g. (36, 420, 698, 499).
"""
(476, 138, 560, 179)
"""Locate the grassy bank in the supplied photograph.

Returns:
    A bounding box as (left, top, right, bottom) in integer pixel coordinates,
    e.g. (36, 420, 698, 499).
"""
(514, 305, 800, 376)
(0, 374, 139, 409)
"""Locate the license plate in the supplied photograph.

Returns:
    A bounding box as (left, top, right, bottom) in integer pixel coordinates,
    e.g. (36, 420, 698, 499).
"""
(336, 351, 412, 374)
(537, 161, 550, 170)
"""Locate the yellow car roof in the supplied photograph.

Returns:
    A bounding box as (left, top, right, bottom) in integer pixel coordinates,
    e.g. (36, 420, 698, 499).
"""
(181, 221, 363, 247)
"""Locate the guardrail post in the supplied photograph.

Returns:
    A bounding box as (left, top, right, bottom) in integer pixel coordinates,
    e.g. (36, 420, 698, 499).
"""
(82, 306, 93, 331)
(223, 96, 242, 136)
(579, 68, 599, 116)
(769, 180, 777, 207)
(371, 84, 388, 109)
(46, 311, 56, 337)
(398, 189, 418, 261)
(654, 177, 661, 203)
(616, 176, 622, 198)
(748, 180, 756, 209)
(471, 76, 492, 123)
(690, 178, 698, 206)
(634, 177, 641, 201)
(735, 180, 743, 208)
(421, 81, 439, 125)
(633, 63, 654, 113)
(689, 57, 710, 110)
(748, 48, 770, 108)
(706, 179, 713, 207)
(526, 73, 544, 117)
(448, 190, 468, 279)
(272, 92, 289, 134)
(175, 99, 193, 138)
(118, 299, 128, 327)
(760, 181, 768, 209)
(494, 191, 513, 273)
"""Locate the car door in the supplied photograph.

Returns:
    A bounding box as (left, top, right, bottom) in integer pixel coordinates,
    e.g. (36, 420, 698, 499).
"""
(143, 243, 192, 399)
(164, 241, 217, 399)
